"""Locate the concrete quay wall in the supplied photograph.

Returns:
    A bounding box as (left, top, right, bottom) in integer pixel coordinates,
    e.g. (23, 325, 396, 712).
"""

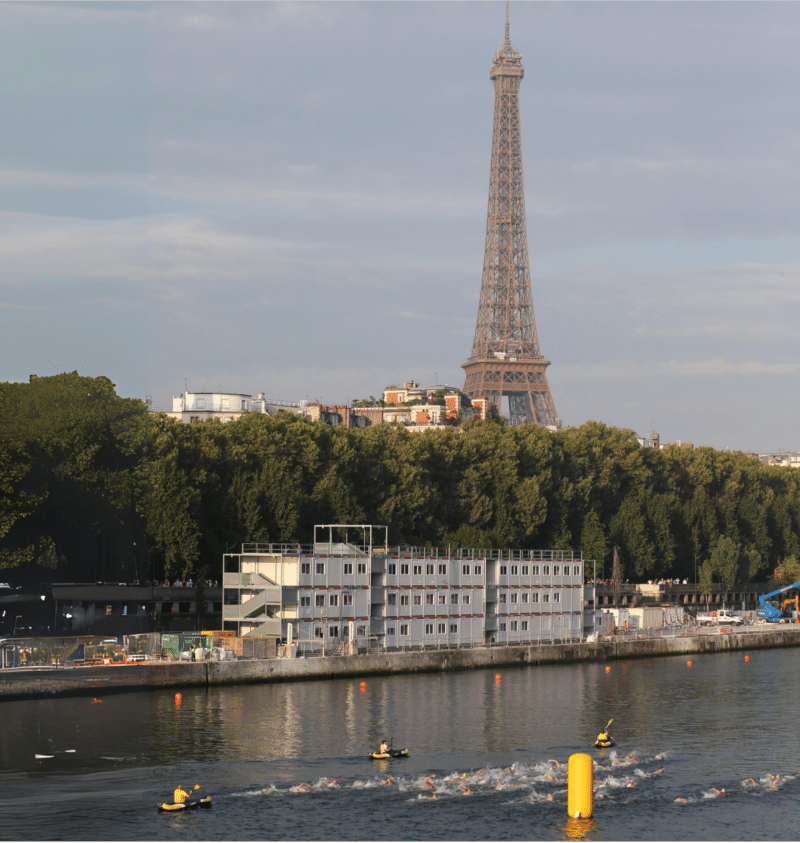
(2, 629, 799, 701)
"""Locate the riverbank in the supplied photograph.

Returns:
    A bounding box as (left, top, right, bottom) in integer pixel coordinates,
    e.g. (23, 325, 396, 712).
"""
(2, 626, 799, 701)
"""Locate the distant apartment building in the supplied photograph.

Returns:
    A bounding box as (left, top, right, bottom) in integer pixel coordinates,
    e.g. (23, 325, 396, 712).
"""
(381, 381, 487, 429)
(153, 382, 486, 431)
(222, 524, 585, 652)
(757, 451, 800, 468)
(155, 391, 304, 424)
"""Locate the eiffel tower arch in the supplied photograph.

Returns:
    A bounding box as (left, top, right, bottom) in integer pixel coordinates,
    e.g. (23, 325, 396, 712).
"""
(461, 3, 559, 429)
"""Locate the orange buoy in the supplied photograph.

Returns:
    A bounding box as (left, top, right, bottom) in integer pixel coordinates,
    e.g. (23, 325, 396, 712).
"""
(495, 673, 501, 681)
(360, 681, 366, 690)
(744, 655, 750, 662)
(175, 692, 182, 704)
(605, 666, 611, 674)
(91, 697, 103, 705)
(687, 660, 692, 667)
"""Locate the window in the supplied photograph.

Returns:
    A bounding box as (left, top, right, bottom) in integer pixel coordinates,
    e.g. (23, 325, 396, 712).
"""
(343, 563, 353, 575)
(426, 594, 434, 605)
(400, 564, 409, 574)
(343, 593, 353, 606)
(531, 592, 539, 603)
(438, 594, 446, 605)
(510, 621, 518, 631)
(316, 562, 325, 575)
(463, 594, 470, 605)
(300, 596, 311, 607)
(521, 620, 528, 631)
(553, 565, 560, 576)
(451, 593, 459, 604)
(522, 565, 528, 575)
(500, 593, 507, 604)
(413, 594, 422, 605)
(554, 592, 561, 603)
(329, 626, 339, 638)
(511, 565, 518, 575)
(574, 565, 581, 576)
(388, 563, 396, 575)
(329, 594, 338, 606)
(314, 627, 323, 639)
(358, 563, 367, 575)
(427, 564, 434, 575)
(357, 625, 366, 636)
(532, 565, 539, 575)
(438, 564, 447, 575)
(543, 593, 550, 603)
(413, 565, 422, 575)
(463, 564, 470, 575)
(543, 565, 550, 575)
(400, 624, 409, 636)
(522, 593, 529, 603)
(500, 621, 507, 632)
(511, 592, 518, 604)
(438, 622, 446, 634)
(475, 565, 482, 575)
(425, 623, 434, 635)
(400, 594, 409, 606)
(388, 593, 397, 606)
(500, 566, 507, 575)
(387, 626, 395, 636)
(301, 563, 310, 574)
(450, 623, 458, 634)
(315, 595, 325, 607)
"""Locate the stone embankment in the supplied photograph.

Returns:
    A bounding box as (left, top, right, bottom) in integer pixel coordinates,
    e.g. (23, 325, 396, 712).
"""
(2, 628, 798, 702)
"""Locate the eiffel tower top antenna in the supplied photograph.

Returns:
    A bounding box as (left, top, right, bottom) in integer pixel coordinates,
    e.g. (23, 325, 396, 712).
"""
(504, 0, 510, 47)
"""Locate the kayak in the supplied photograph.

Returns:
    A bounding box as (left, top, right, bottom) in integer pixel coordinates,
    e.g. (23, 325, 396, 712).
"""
(594, 738, 615, 749)
(369, 748, 409, 760)
(157, 797, 212, 812)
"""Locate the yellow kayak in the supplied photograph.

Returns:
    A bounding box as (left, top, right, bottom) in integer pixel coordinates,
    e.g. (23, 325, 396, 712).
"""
(157, 796, 212, 812)
(369, 748, 409, 760)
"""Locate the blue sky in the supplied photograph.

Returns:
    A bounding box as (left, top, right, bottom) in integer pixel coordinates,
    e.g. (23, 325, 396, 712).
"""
(1, 1, 798, 453)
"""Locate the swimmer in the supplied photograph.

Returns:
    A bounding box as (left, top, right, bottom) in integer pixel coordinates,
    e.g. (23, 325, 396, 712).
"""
(548, 759, 562, 767)
(625, 777, 636, 788)
(545, 794, 554, 802)
(710, 787, 725, 796)
(290, 783, 311, 793)
(460, 785, 472, 794)
(424, 775, 437, 791)
(743, 778, 757, 787)
(674, 797, 689, 803)
(628, 753, 639, 763)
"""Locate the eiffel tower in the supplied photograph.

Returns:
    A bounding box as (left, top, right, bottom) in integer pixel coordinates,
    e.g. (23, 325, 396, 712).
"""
(461, 3, 559, 428)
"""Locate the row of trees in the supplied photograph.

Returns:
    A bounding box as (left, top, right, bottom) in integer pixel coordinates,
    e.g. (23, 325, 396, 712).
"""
(2, 374, 800, 592)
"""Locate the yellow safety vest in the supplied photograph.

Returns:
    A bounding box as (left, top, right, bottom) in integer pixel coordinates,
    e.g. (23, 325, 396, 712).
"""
(174, 788, 188, 804)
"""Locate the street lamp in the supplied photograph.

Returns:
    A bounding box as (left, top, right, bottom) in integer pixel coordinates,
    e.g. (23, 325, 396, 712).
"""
(694, 550, 710, 611)
(601, 548, 615, 606)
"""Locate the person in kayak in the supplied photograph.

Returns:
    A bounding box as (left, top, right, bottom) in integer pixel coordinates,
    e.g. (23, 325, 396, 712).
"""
(173, 785, 189, 805)
(379, 739, 390, 755)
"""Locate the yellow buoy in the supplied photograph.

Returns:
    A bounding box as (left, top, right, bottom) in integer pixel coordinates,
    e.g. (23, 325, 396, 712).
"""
(567, 753, 593, 818)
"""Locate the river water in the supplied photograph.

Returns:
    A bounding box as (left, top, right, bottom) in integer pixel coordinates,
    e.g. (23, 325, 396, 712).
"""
(2, 647, 800, 841)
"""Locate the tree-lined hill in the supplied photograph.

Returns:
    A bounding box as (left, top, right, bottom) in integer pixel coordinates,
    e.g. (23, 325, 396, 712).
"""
(2, 374, 799, 588)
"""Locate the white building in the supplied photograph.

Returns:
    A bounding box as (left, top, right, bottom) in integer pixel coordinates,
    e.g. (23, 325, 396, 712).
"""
(160, 391, 304, 424)
(222, 524, 585, 653)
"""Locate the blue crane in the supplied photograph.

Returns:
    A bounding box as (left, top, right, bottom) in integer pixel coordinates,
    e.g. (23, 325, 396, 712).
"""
(756, 581, 800, 623)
